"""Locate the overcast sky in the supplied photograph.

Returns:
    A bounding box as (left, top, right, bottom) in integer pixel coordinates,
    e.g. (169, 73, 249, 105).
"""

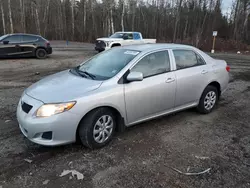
(221, 0, 233, 16)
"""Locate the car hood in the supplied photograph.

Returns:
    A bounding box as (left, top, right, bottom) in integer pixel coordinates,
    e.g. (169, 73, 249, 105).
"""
(25, 70, 103, 103)
(96, 38, 123, 42)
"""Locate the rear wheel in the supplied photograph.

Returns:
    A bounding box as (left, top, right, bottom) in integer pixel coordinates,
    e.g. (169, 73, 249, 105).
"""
(35, 48, 47, 59)
(197, 85, 218, 114)
(78, 108, 116, 149)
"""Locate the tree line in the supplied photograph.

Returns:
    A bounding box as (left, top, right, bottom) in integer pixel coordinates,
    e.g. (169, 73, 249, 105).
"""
(0, 0, 249, 50)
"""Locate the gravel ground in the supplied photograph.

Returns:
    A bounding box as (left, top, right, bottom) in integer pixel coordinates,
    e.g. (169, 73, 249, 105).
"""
(0, 44, 250, 188)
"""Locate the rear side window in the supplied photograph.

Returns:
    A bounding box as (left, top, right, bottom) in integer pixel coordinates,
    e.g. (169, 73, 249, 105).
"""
(133, 33, 141, 40)
(5, 35, 21, 43)
(22, 35, 39, 42)
(131, 51, 170, 78)
(173, 50, 205, 70)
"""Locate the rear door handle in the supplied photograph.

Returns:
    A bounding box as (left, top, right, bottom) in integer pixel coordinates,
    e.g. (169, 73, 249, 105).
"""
(201, 70, 208, 74)
(166, 78, 175, 83)
(15, 44, 20, 48)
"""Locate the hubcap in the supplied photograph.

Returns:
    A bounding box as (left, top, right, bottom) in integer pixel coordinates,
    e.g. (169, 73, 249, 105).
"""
(39, 51, 45, 57)
(204, 91, 216, 110)
(93, 115, 113, 143)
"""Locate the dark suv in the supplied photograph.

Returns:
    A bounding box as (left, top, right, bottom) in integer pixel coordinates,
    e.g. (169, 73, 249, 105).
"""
(0, 33, 52, 59)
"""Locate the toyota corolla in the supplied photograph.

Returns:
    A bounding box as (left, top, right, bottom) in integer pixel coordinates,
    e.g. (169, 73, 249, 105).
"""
(16, 44, 230, 149)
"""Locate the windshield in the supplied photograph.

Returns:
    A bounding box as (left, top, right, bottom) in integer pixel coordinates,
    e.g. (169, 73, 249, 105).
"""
(77, 48, 140, 80)
(0, 34, 8, 41)
(109, 33, 125, 38)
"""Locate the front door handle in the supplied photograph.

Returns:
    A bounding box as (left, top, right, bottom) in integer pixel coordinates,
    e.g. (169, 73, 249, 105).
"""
(166, 78, 175, 83)
(201, 70, 208, 74)
(15, 44, 20, 48)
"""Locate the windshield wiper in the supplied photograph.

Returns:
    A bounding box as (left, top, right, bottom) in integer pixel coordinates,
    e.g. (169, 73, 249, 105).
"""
(80, 70, 96, 80)
(73, 66, 96, 80)
(70, 67, 86, 78)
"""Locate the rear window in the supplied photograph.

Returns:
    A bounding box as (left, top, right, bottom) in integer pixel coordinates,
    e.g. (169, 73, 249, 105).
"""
(22, 35, 39, 42)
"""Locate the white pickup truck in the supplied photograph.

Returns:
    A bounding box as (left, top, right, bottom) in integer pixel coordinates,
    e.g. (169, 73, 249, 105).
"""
(95, 32, 156, 52)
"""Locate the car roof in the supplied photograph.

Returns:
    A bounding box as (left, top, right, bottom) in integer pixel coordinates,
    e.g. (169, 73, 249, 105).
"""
(121, 43, 198, 52)
(8, 33, 42, 37)
(116, 31, 140, 34)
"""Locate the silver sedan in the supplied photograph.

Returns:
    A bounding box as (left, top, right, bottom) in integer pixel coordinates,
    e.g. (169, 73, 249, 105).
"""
(16, 44, 230, 149)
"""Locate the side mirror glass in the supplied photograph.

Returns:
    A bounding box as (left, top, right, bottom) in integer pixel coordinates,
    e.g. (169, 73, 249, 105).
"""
(3, 41, 9, 45)
(127, 72, 143, 82)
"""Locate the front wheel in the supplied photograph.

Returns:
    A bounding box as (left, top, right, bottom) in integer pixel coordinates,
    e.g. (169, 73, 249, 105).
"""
(197, 85, 218, 114)
(78, 108, 116, 149)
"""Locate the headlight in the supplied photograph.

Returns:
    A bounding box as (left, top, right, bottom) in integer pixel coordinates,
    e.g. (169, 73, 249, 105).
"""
(36, 102, 76, 117)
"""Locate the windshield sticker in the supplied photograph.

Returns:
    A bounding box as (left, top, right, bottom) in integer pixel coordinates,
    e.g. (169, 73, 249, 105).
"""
(124, 51, 140, 55)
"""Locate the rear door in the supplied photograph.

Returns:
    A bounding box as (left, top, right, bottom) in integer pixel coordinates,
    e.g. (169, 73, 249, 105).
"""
(20, 35, 39, 55)
(1, 35, 21, 56)
(171, 49, 211, 108)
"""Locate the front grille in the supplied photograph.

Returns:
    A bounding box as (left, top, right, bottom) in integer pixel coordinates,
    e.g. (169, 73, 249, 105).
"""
(21, 102, 33, 114)
(95, 40, 106, 48)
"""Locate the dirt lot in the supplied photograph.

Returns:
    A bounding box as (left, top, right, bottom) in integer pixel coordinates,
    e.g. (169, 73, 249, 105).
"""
(0, 44, 250, 188)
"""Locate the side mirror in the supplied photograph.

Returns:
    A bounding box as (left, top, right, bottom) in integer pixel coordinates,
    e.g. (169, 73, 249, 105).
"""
(127, 72, 143, 82)
(3, 41, 9, 45)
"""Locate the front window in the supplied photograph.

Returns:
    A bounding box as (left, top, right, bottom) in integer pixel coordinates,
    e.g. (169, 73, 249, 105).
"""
(131, 51, 170, 78)
(0, 34, 8, 41)
(75, 48, 140, 80)
(4, 35, 21, 43)
(109, 33, 125, 38)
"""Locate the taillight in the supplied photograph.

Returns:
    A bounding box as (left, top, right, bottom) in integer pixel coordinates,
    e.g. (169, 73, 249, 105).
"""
(226, 65, 230, 72)
(45, 41, 50, 47)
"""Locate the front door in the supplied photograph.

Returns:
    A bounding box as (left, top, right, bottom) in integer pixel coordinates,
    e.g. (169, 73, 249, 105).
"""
(124, 50, 176, 124)
(3, 35, 21, 56)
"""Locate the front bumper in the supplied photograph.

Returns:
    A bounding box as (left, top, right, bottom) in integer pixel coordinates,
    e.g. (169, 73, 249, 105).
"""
(46, 47, 52, 54)
(16, 93, 81, 146)
(95, 46, 105, 52)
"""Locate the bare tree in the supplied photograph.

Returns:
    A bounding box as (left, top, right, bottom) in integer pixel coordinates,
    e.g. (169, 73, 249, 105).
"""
(71, 0, 75, 40)
(32, 0, 40, 35)
(0, 0, 6, 34)
(121, 2, 125, 31)
(83, 0, 87, 35)
(20, 0, 25, 33)
(173, 0, 183, 42)
(8, 0, 14, 33)
(0, 0, 248, 50)
(43, 0, 50, 36)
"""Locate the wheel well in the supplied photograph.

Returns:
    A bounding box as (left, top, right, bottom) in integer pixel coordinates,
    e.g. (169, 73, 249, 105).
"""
(75, 106, 125, 142)
(35, 47, 46, 51)
(208, 81, 221, 97)
(35, 47, 46, 54)
(111, 43, 121, 47)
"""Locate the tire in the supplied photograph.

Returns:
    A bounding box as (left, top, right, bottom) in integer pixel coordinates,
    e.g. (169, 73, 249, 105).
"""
(197, 85, 218, 114)
(78, 108, 116, 149)
(35, 48, 47, 59)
